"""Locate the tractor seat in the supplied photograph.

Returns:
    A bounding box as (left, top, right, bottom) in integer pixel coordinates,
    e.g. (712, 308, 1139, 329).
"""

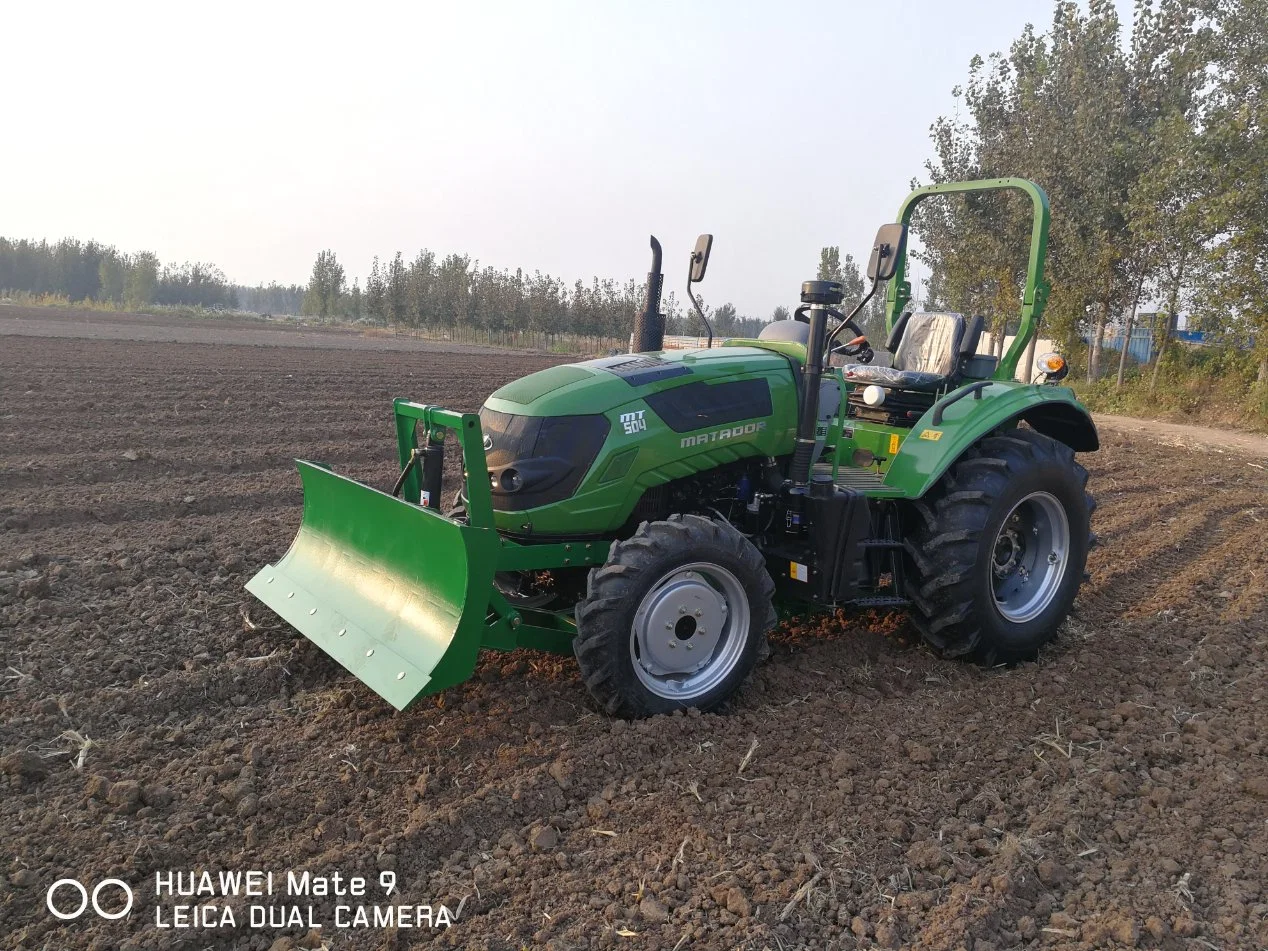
(842, 311, 977, 392)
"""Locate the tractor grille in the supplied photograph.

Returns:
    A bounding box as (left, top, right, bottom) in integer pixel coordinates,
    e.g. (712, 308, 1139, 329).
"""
(812, 464, 888, 491)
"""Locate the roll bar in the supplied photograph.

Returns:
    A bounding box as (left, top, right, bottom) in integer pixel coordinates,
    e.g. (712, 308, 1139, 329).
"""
(884, 178, 1051, 383)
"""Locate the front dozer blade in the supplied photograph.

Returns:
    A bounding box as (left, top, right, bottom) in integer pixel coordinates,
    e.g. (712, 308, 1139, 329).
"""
(247, 461, 499, 711)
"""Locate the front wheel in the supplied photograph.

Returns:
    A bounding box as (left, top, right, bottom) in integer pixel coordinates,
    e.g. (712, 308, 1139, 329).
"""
(904, 428, 1095, 664)
(574, 515, 776, 718)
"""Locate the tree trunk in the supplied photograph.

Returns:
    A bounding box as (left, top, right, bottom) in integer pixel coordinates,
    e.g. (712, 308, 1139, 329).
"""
(1258, 353, 1268, 385)
(1149, 260, 1185, 393)
(1088, 302, 1109, 383)
(1116, 267, 1148, 388)
(1022, 328, 1040, 384)
(1149, 313, 1172, 392)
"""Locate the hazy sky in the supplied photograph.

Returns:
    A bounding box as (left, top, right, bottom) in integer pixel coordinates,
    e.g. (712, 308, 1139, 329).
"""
(4, 1, 1128, 317)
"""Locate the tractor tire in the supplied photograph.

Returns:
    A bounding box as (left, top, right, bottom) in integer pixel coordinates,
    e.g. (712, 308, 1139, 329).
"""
(574, 514, 776, 718)
(904, 428, 1095, 665)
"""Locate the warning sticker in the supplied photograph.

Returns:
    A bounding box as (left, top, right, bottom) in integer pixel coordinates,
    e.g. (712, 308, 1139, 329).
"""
(790, 562, 809, 583)
(888, 434, 901, 455)
(919, 429, 944, 441)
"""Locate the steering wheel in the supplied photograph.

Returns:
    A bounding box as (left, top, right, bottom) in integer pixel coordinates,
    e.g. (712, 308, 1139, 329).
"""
(830, 318, 874, 363)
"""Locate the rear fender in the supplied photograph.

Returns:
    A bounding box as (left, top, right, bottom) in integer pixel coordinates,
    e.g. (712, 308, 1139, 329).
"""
(883, 383, 1097, 499)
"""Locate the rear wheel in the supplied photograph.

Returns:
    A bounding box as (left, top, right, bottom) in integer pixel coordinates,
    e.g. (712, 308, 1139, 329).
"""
(904, 428, 1095, 664)
(575, 514, 775, 718)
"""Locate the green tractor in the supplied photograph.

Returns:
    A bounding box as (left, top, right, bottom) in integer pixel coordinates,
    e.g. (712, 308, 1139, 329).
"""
(248, 178, 1096, 718)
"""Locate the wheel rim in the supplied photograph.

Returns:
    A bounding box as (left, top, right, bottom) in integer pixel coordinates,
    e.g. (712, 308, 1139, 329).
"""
(630, 561, 750, 702)
(991, 490, 1071, 623)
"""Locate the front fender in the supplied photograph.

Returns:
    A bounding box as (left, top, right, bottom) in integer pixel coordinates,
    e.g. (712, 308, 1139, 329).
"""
(883, 383, 1097, 499)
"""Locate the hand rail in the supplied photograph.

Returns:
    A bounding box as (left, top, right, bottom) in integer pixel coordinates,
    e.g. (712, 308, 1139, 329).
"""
(930, 381, 992, 426)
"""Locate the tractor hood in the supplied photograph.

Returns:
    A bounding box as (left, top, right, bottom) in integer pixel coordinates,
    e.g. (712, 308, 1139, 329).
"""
(483, 347, 794, 418)
(478, 347, 799, 534)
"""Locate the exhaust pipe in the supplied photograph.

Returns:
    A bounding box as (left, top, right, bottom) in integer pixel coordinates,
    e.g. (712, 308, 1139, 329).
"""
(631, 236, 664, 353)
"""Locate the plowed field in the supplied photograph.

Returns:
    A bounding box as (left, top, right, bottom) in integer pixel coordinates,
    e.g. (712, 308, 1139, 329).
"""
(3, 307, 1267, 951)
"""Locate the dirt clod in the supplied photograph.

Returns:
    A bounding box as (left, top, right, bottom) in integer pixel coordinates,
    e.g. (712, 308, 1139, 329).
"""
(84, 774, 111, 799)
(724, 887, 751, 918)
(2, 750, 48, 780)
(875, 921, 902, 948)
(1172, 916, 1199, 937)
(1244, 775, 1268, 798)
(1083, 912, 1140, 947)
(639, 896, 669, 922)
(905, 741, 933, 763)
(1037, 857, 1069, 885)
(105, 778, 142, 813)
(530, 825, 559, 850)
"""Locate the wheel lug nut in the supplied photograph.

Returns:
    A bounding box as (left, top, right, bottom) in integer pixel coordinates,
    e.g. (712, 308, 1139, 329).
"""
(694, 610, 702, 617)
(668, 641, 676, 648)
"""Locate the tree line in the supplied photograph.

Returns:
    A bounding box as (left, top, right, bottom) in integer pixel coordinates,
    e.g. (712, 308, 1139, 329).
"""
(0, 237, 239, 310)
(916, 0, 1266, 387)
(297, 247, 769, 339)
(0, 233, 770, 341)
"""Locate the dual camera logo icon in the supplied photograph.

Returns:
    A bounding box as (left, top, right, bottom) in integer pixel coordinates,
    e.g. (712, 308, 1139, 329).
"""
(46, 878, 133, 920)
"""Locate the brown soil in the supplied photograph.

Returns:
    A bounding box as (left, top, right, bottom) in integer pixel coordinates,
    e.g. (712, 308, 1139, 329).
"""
(2, 315, 1267, 951)
(0, 303, 548, 355)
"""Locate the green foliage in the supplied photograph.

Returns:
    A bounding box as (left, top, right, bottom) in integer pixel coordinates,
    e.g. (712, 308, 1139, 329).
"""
(1073, 341, 1268, 429)
(124, 251, 159, 310)
(920, 0, 1264, 406)
(1193, 0, 1268, 376)
(919, 2, 1201, 353)
(0, 238, 237, 311)
(236, 281, 304, 315)
(815, 246, 883, 338)
(302, 250, 345, 319)
(154, 261, 237, 309)
(816, 247, 842, 284)
(97, 253, 125, 304)
(387, 252, 408, 327)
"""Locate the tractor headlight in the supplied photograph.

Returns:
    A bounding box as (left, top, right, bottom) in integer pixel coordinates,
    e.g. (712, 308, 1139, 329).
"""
(500, 468, 523, 492)
(862, 384, 887, 407)
(1035, 352, 1069, 382)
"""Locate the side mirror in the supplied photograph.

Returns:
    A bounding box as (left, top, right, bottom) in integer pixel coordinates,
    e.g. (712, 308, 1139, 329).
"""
(866, 223, 908, 282)
(689, 234, 713, 283)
